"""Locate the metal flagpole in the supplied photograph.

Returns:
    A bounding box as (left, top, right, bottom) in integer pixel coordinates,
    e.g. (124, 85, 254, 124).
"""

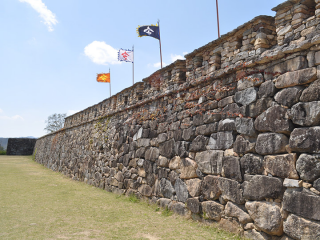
(109, 68, 111, 97)
(216, 0, 220, 38)
(158, 20, 163, 69)
(132, 45, 134, 85)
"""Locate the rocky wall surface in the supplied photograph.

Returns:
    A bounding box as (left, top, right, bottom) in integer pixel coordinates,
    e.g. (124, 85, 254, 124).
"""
(35, 1, 320, 239)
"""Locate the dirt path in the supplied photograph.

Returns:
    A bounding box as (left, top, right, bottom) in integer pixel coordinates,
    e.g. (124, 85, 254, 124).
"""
(0, 155, 242, 240)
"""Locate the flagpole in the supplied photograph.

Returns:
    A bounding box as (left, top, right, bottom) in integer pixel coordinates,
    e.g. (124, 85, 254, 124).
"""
(132, 45, 134, 85)
(216, 0, 220, 38)
(109, 68, 111, 97)
(158, 20, 163, 69)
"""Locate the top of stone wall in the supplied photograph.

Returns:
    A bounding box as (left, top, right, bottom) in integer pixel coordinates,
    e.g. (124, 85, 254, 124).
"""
(185, 15, 275, 59)
(272, 0, 315, 11)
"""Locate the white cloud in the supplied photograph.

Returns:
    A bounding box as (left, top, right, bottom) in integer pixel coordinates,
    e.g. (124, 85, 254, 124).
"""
(0, 108, 2, 114)
(19, 0, 58, 32)
(183, 52, 188, 55)
(170, 54, 185, 62)
(84, 41, 120, 65)
(0, 115, 24, 120)
(67, 110, 80, 116)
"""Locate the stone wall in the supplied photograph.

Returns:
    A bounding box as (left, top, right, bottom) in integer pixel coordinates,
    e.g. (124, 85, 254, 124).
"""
(34, 1, 320, 239)
(7, 138, 37, 155)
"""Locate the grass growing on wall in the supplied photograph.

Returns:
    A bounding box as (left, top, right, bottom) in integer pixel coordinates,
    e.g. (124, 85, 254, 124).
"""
(0, 155, 244, 240)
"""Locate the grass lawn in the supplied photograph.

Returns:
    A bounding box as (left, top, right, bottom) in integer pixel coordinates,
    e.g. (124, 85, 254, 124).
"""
(0, 155, 243, 240)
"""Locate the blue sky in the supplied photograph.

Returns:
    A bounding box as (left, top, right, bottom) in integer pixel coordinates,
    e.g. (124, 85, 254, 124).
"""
(0, 0, 284, 138)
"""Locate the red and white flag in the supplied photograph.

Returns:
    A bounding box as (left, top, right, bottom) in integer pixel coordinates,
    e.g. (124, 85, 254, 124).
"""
(118, 49, 134, 62)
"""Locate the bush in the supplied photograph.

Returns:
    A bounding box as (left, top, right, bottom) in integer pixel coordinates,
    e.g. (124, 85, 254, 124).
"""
(0, 150, 6, 155)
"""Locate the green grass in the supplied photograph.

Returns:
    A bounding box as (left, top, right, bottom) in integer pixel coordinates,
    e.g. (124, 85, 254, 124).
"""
(0, 155, 244, 240)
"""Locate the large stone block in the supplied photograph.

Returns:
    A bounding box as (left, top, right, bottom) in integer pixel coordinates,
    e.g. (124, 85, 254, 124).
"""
(283, 188, 320, 221)
(180, 158, 198, 179)
(169, 202, 189, 216)
(225, 201, 252, 224)
(218, 177, 245, 204)
(233, 135, 256, 155)
(235, 117, 257, 136)
(138, 184, 152, 197)
(300, 79, 320, 102)
(186, 197, 200, 213)
(186, 178, 202, 197)
(274, 86, 304, 107)
(240, 154, 264, 175)
(194, 150, 224, 175)
(207, 132, 235, 150)
(289, 127, 320, 153)
(201, 201, 224, 221)
(243, 175, 284, 200)
(234, 87, 258, 106)
(195, 123, 218, 136)
(255, 133, 289, 155)
(284, 214, 320, 240)
(221, 156, 242, 182)
(275, 67, 317, 88)
(237, 73, 264, 91)
(144, 147, 159, 162)
(159, 139, 176, 159)
(201, 175, 221, 200)
(245, 201, 283, 236)
(174, 178, 189, 203)
(289, 101, 320, 126)
(254, 106, 292, 134)
(159, 178, 175, 198)
(189, 135, 209, 152)
(258, 80, 276, 98)
(218, 119, 236, 132)
(264, 154, 299, 179)
(296, 154, 320, 181)
(244, 97, 270, 118)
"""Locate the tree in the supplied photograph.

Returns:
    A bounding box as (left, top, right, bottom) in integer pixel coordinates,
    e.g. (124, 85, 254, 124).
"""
(44, 113, 67, 133)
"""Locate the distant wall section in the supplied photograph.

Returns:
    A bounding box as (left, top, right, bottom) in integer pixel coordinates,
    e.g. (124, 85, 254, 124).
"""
(7, 138, 37, 155)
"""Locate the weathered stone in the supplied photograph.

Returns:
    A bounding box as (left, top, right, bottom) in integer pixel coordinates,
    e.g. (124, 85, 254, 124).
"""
(243, 175, 284, 200)
(240, 154, 264, 175)
(237, 73, 264, 91)
(207, 132, 235, 150)
(274, 86, 304, 107)
(245, 97, 270, 118)
(169, 202, 189, 216)
(144, 147, 159, 162)
(284, 214, 320, 240)
(133, 127, 143, 141)
(169, 156, 181, 170)
(234, 87, 258, 106)
(193, 114, 204, 126)
(158, 198, 171, 209)
(235, 117, 257, 137)
(275, 67, 317, 88)
(180, 158, 198, 179)
(300, 79, 320, 102)
(218, 177, 245, 204)
(289, 127, 320, 153)
(246, 201, 283, 236)
(195, 123, 218, 136)
(189, 135, 209, 152)
(203, 109, 221, 123)
(182, 127, 196, 141)
(283, 178, 302, 188)
(264, 154, 299, 179)
(254, 106, 292, 134)
(221, 156, 242, 182)
(283, 188, 320, 221)
(186, 178, 202, 197)
(157, 133, 167, 143)
(201, 201, 224, 221)
(218, 96, 234, 108)
(159, 139, 176, 159)
(137, 138, 150, 148)
(138, 184, 152, 197)
(135, 147, 146, 158)
(175, 141, 189, 158)
(296, 154, 320, 181)
(244, 229, 270, 240)
(225, 201, 252, 224)
(156, 156, 169, 167)
(233, 135, 256, 155)
(194, 150, 224, 175)
(201, 175, 221, 200)
(186, 197, 200, 213)
(314, 178, 320, 192)
(221, 103, 241, 119)
(159, 178, 175, 198)
(174, 178, 189, 202)
(218, 119, 236, 132)
(255, 133, 289, 155)
(258, 80, 276, 98)
(289, 101, 320, 126)
(218, 218, 243, 235)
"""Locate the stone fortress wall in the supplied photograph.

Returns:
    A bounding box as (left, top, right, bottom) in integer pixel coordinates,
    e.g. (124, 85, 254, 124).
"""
(7, 138, 37, 155)
(34, 0, 320, 239)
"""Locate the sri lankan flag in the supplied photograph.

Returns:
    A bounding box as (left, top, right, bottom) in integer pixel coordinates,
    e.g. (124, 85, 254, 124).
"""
(97, 73, 110, 83)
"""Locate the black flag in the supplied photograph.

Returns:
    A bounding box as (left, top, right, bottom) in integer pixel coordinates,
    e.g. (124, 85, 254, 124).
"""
(137, 25, 160, 40)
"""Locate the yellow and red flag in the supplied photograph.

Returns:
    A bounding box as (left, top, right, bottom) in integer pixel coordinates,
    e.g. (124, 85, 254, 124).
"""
(97, 73, 110, 83)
